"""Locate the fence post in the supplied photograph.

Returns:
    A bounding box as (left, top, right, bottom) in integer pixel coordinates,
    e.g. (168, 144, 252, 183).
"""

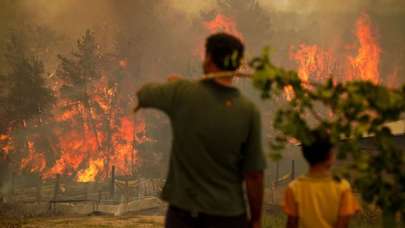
(110, 166, 115, 199)
(84, 182, 88, 200)
(53, 174, 60, 200)
(10, 171, 15, 196)
(275, 161, 279, 186)
(49, 174, 60, 212)
(36, 178, 42, 203)
(291, 160, 295, 180)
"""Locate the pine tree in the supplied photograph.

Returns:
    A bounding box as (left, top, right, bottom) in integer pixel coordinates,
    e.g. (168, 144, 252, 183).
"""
(0, 32, 54, 188)
(2, 34, 54, 131)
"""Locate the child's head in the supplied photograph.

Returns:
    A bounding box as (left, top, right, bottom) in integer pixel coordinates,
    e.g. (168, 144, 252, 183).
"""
(302, 130, 335, 168)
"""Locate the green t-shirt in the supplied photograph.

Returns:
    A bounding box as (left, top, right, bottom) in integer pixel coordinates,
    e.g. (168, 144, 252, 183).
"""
(138, 79, 266, 216)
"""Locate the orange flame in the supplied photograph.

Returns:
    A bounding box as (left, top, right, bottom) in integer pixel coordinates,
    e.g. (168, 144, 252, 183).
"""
(204, 14, 244, 40)
(76, 158, 104, 182)
(38, 63, 149, 181)
(290, 13, 381, 88)
(0, 134, 12, 157)
(347, 13, 381, 84)
(20, 141, 47, 173)
(291, 44, 335, 84)
(284, 86, 295, 101)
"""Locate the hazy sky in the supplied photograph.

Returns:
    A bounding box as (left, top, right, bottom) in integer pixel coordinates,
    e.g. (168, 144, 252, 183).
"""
(19, 0, 405, 26)
(168, 0, 217, 17)
(260, 0, 405, 13)
(169, 0, 405, 14)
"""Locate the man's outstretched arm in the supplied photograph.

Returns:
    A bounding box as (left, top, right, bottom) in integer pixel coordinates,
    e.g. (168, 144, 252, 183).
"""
(136, 79, 183, 114)
(245, 170, 264, 228)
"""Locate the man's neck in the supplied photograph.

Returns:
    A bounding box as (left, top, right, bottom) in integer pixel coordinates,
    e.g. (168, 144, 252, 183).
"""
(213, 77, 233, 87)
(206, 69, 234, 87)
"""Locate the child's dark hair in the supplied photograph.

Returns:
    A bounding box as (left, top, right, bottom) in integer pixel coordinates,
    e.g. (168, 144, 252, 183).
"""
(301, 130, 333, 166)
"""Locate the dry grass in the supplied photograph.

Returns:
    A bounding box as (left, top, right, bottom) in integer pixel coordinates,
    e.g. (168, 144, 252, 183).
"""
(0, 215, 164, 228)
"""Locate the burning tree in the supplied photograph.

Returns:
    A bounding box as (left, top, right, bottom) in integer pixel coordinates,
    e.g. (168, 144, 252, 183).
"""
(41, 30, 148, 182)
(53, 30, 104, 179)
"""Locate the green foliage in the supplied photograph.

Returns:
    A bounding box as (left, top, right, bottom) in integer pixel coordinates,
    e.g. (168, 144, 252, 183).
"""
(250, 50, 405, 220)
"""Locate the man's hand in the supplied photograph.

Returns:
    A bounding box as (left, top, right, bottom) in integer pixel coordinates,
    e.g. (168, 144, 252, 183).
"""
(245, 171, 264, 228)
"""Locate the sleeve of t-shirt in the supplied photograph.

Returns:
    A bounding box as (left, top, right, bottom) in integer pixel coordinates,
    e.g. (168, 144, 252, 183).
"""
(283, 186, 298, 216)
(241, 105, 267, 173)
(338, 180, 361, 216)
(137, 80, 183, 115)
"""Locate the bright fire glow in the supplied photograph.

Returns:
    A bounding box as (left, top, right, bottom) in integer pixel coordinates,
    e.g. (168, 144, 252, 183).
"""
(76, 158, 104, 182)
(204, 14, 244, 40)
(291, 13, 381, 87)
(347, 13, 381, 84)
(20, 141, 46, 173)
(291, 44, 335, 84)
(13, 62, 149, 182)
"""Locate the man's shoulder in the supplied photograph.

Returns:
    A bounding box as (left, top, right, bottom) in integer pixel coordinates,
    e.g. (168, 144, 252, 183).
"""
(172, 79, 193, 87)
(238, 96, 260, 117)
(242, 96, 258, 109)
(165, 79, 195, 94)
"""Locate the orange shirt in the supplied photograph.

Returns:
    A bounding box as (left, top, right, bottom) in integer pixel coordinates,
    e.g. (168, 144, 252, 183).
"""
(283, 175, 360, 228)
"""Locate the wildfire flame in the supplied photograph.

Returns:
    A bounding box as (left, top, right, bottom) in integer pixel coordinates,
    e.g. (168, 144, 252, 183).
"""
(76, 158, 104, 182)
(291, 13, 381, 87)
(290, 44, 335, 84)
(347, 13, 381, 84)
(204, 14, 244, 40)
(20, 140, 46, 173)
(10, 60, 149, 183)
(0, 134, 12, 157)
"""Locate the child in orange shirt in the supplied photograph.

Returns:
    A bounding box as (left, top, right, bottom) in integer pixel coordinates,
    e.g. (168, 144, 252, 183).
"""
(283, 131, 360, 228)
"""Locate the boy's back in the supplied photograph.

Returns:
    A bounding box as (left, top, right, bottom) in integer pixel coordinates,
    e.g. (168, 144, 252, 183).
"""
(283, 175, 359, 228)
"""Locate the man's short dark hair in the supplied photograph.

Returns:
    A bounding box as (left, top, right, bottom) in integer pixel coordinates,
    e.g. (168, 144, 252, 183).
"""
(205, 33, 244, 71)
(301, 130, 333, 166)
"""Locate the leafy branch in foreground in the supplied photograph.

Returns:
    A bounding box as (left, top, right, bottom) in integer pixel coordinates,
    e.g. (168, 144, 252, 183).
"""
(250, 49, 405, 224)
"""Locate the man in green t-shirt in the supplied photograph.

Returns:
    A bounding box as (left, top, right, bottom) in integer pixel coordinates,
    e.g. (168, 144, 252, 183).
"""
(136, 33, 266, 228)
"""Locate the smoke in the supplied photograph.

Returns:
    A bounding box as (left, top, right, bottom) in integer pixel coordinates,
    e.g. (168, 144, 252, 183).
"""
(2, 0, 405, 181)
(19, 0, 114, 37)
(258, 0, 405, 13)
(167, 0, 217, 18)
